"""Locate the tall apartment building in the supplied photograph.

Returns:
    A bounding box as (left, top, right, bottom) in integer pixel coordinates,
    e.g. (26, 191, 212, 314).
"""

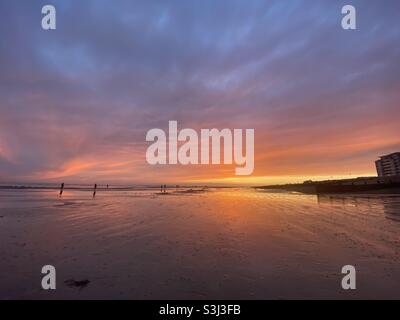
(375, 152, 400, 177)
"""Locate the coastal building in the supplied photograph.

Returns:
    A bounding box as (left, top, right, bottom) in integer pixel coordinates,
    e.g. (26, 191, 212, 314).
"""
(375, 152, 400, 177)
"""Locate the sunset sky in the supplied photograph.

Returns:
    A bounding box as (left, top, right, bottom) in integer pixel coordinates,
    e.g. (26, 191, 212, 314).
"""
(0, 0, 399, 185)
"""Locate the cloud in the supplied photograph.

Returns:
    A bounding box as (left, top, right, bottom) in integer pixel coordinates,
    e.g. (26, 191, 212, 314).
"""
(0, 0, 399, 184)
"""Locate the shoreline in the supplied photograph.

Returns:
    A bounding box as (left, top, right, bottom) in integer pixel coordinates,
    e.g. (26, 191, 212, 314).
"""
(256, 176, 400, 195)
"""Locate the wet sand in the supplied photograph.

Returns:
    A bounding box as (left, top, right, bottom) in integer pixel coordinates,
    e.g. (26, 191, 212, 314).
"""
(0, 188, 400, 300)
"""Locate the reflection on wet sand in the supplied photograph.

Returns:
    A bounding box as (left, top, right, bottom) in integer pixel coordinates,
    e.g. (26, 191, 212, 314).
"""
(317, 194, 400, 222)
(1, 188, 400, 299)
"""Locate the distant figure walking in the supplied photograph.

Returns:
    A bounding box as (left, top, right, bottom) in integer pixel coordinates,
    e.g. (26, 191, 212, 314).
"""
(164, 184, 167, 193)
(107, 184, 109, 189)
(160, 185, 163, 193)
(93, 184, 97, 198)
(59, 183, 64, 197)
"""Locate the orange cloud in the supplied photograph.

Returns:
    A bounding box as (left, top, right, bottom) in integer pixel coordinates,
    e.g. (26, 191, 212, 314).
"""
(33, 159, 100, 180)
(0, 143, 13, 163)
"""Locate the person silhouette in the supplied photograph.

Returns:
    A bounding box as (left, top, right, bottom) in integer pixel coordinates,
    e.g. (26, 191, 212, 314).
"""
(164, 184, 167, 193)
(59, 183, 64, 197)
(93, 184, 97, 198)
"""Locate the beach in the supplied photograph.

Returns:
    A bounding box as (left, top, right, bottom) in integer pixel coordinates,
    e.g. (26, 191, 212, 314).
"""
(0, 187, 400, 300)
